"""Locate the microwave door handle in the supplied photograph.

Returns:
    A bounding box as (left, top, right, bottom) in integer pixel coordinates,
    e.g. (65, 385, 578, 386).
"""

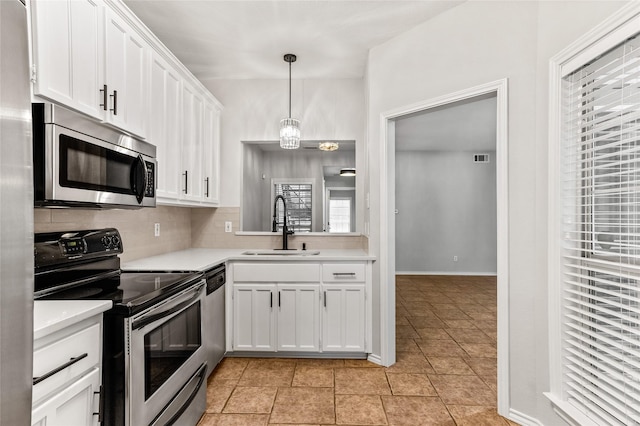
(130, 155, 147, 204)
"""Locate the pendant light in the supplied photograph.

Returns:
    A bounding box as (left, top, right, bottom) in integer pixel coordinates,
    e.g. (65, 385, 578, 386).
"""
(318, 141, 339, 151)
(340, 168, 356, 177)
(280, 54, 300, 149)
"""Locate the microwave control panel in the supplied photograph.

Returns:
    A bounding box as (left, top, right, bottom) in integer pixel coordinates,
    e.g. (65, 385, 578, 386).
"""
(145, 162, 155, 197)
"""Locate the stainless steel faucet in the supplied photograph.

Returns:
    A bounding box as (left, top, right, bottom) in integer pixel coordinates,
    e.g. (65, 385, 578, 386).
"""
(272, 195, 294, 250)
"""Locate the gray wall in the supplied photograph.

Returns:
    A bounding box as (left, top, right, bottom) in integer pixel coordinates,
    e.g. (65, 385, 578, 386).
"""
(395, 151, 497, 274)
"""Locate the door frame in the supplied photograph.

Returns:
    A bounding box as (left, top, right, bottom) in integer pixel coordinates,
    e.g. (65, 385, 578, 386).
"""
(378, 78, 510, 415)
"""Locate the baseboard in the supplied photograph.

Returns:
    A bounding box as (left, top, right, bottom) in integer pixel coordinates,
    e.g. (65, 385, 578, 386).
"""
(367, 353, 383, 365)
(396, 271, 498, 276)
(508, 408, 544, 426)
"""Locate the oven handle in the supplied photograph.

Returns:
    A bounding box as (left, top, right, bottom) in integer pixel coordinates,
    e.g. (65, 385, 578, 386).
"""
(131, 282, 204, 330)
(150, 362, 207, 426)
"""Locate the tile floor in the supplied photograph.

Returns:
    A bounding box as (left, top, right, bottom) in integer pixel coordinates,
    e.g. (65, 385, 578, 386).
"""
(198, 275, 518, 426)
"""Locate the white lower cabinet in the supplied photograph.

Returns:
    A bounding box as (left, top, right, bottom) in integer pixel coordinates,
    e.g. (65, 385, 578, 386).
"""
(31, 368, 100, 426)
(277, 285, 320, 352)
(229, 261, 370, 355)
(322, 285, 365, 352)
(233, 284, 277, 351)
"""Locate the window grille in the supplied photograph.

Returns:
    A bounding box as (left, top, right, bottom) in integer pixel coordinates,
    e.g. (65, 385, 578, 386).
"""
(274, 183, 312, 232)
(558, 32, 640, 425)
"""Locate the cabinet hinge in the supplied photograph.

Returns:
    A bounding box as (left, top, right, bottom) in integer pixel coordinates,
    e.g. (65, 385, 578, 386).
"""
(30, 64, 37, 83)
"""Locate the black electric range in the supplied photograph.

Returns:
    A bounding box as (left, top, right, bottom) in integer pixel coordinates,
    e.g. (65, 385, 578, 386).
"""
(34, 228, 203, 315)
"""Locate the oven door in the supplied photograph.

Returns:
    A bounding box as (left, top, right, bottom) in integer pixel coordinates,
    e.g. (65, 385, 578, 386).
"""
(126, 281, 207, 426)
(43, 124, 156, 208)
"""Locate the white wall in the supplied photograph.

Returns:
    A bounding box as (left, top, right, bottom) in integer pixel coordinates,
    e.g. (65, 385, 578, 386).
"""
(395, 150, 497, 274)
(366, 0, 629, 423)
(201, 78, 365, 211)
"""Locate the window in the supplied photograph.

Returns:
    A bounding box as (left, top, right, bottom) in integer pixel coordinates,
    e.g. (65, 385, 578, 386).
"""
(273, 181, 313, 232)
(549, 14, 640, 426)
(328, 199, 351, 233)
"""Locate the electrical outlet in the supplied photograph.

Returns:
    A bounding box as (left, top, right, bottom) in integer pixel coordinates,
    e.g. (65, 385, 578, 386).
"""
(154, 223, 160, 237)
(225, 221, 232, 233)
(453, 255, 458, 262)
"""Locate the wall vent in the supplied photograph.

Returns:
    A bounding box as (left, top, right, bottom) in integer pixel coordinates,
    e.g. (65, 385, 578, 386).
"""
(473, 153, 490, 163)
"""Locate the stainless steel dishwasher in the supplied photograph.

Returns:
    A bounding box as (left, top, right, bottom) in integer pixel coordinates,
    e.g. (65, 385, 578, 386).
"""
(204, 263, 226, 376)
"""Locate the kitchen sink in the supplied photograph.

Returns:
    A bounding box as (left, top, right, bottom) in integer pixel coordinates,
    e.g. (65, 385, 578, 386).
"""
(241, 249, 320, 256)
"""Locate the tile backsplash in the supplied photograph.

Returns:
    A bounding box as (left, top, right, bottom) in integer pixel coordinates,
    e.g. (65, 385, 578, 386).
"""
(34, 206, 367, 262)
(34, 206, 191, 262)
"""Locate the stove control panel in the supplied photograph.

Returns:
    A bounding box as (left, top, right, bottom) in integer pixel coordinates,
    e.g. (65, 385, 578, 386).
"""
(35, 228, 123, 268)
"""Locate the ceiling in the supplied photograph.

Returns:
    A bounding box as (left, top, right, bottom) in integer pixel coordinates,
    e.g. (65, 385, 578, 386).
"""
(124, 0, 465, 80)
(395, 94, 497, 152)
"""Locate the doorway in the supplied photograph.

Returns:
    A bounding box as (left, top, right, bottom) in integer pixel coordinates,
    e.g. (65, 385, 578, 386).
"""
(378, 79, 509, 415)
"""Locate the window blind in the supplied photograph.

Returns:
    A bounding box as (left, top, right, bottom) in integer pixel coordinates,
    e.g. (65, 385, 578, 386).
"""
(274, 183, 312, 232)
(560, 32, 640, 425)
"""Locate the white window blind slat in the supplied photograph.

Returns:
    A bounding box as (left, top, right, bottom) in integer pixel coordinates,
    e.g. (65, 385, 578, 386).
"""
(558, 30, 640, 425)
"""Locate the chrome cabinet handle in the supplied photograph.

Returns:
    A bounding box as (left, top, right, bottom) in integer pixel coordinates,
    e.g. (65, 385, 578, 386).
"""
(333, 272, 356, 276)
(110, 90, 118, 115)
(270, 291, 273, 308)
(324, 291, 326, 307)
(33, 353, 88, 385)
(205, 177, 209, 197)
(99, 84, 108, 111)
(93, 385, 104, 423)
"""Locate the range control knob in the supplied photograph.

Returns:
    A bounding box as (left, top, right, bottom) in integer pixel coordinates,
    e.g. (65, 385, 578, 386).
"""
(112, 235, 120, 248)
(101, 235, 112, 248)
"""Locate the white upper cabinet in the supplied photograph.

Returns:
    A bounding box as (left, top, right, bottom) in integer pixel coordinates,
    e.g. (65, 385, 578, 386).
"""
(149, 52, 182, 201)
(103, 8, 147, 138)
(30, 0, 223, 208)
(30, 0, 105, 120)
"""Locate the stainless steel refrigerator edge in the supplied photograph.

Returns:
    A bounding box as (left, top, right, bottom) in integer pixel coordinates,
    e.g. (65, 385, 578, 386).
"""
(0, 0, 34, 424)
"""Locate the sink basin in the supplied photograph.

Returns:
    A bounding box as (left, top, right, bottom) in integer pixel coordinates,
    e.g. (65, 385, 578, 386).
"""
(242, 250, 320, 256)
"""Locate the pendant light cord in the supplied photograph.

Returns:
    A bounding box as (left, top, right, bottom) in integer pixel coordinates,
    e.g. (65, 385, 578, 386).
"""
(288, 59, 292, 118)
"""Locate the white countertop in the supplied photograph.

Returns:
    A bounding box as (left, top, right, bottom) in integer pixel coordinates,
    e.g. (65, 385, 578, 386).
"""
(34, 300, 113, 340)
(122, 248, 375, 271)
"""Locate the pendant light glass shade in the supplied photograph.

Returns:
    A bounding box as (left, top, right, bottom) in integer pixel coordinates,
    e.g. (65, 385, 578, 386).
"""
(280, 118, 301, 149)
(280, 54, 300, 149)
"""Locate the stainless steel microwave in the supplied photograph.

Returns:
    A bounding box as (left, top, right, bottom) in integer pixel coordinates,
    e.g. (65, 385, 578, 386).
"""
(33, 103, 156, 208)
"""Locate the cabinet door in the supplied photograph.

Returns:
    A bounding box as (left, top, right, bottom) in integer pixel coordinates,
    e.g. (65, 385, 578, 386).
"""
(30, 0, 104, 120)
(201, 101, 221, 205)
(233, 284, 276, 351)
(149, 53, 182, 201)
(31, 368, 101, 426)
(277, 285, 320, 352)
(181, 84, 204, 201)
(322, 285, 365, 352)
(104, 9, 147, 138)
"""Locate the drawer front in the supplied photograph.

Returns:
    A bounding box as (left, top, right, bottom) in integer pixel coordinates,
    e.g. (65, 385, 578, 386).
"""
(322, 263, 366, 283)
(233, 262, 320, 282)
(33, 322, 101, 404)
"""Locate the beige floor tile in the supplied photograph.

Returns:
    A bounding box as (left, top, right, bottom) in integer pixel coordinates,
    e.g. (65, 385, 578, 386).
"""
(197, 413, 269, 426)
(442, 319, 477, 329)
(386, 373, 437, 396)
(416, 340, 466, 357)
(445, 328, 492, 344)
(270, 387, 335, 424)
(407, 316, 447, 328)
(222, 386, 277, 414)
(465, 357, 497, 376)
(447, 405, 510, 425)
(458, 342, 497, 358)
(384, 351, 435, 374)
(429, 375, 496, 406)
(396, 338, 422, 352)
(395, 316, 411, 326)
(210, 358, 249, 383)
(414, 328, 453, 340)
(381, 395, 454, 425)
(426, 357, 475, 375)
(396, 324, 420, 339)
(343, 359, 382, 368)
(295, 358, 345, 368)
(335, 368, 392, 395)
(237, 360, 295, 387)
(206, 383, 235, 413)
(292, 367, 334, 387)
(335, 394, 388, 425)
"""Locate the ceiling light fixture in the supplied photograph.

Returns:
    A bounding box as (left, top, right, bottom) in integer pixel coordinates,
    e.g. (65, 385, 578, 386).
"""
(280, 54, 300, 149)
(318, 141, 339, 151)
(340, 168, 356, 177)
